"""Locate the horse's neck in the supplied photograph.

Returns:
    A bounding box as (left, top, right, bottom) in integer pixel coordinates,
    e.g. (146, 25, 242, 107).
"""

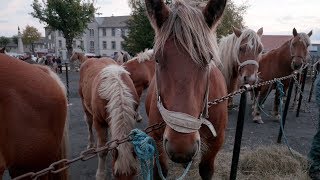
(276, 41, 293, 66)
(79, 54, 87, 63)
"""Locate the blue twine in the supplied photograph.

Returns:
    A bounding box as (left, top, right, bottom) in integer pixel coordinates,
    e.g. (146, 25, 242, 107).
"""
(276, 80, 295, 156)
(130, 129, 192, 180)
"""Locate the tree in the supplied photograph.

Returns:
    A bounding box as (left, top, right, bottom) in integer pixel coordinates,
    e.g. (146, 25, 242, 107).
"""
(124, 0, 247, 54)
(22, 25, 41, 53)
(31, 0, 96, 62)
(11, 35, 18, 45)
(0, 36, 10, 48)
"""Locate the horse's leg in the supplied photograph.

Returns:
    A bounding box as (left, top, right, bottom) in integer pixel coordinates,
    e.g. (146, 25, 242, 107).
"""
(252, 89, 267, 124)
(84, 109, 95, 149)
(228, 78, 238, 109)
(94, 120, 108, 180)
(273, 89, 281, 121)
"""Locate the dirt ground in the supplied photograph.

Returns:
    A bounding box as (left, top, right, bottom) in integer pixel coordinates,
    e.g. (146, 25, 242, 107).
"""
(4, 70, 319, 180)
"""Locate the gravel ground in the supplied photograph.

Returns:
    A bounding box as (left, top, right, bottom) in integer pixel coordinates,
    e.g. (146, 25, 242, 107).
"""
(4, 70, 319, 180)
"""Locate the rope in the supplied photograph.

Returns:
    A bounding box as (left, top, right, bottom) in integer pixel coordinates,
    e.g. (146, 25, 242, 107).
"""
(276, 80, 295, 156)
(130, 129, 193, 180)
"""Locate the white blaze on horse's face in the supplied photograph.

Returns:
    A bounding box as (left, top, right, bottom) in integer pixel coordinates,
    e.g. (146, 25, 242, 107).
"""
(234, 27, 263, 85)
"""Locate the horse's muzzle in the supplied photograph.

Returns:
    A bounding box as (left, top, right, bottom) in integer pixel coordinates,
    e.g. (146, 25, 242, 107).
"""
(164, 138, 200, 163)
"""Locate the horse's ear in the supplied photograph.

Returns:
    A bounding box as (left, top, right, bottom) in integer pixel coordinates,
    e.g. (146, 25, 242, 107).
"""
(257, 27, 263, 37)
(293, 28, 298, 37)
(308, 30, 313, 37)
(145, 0, 170, 30)
(203, 0, 227, 28)
(232, 26, 242, 38)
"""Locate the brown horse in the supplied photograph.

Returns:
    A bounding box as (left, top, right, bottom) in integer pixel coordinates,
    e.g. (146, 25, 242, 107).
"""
(0, 54, 68, 179)
(78, 57, 140, 179)
(252, 28, 312, 123)
(219, 27, 263, 107)
(145, 0, 227, 179)
(0, 47, 5, 54)
(123, 49, 155, 99)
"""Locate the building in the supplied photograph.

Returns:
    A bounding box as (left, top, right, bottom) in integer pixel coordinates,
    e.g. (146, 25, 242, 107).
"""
(45, 16, 130, 60)
(261, 35, 292, 53)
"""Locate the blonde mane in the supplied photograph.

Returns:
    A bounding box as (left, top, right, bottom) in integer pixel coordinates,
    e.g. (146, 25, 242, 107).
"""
(98, 65, 137, 175)
(128, 49, 154, 63)
(219, 28, 263, 87)
(153, 0, 221, 68)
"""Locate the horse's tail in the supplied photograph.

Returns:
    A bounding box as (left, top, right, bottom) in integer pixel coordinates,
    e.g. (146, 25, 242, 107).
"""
(98, 64, 138, 176)
(41, 65, 69, 180)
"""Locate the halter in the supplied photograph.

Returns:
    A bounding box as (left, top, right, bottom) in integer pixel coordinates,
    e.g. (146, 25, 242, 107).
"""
(155, 64, 217, 137)
(238, 60, 259, 72)
(289, 38, 308, 63)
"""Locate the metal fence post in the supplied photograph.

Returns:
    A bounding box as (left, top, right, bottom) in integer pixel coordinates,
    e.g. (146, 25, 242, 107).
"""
(230, 90, 247, 180)
(309, 67, 319, 102)
(277, 78, 294, 143)
(296, 67, 308, 117)
(65, 62, 70, 102)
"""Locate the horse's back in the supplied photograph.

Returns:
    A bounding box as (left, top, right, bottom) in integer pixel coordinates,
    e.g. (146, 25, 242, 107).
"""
(0, 54, 67, 172)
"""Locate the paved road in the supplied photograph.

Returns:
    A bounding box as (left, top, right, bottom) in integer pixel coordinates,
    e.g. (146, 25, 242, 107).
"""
(4, 70, 318, 180)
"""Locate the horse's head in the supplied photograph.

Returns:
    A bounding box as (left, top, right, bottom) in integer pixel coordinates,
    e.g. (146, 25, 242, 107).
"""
(146, 0, 226, 163)
(233, 27, 263, 85)
(290, 28, 312, 70)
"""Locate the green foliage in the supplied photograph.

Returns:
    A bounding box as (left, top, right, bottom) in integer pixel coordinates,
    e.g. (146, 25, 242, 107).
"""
(22, 25, 41, 45)
(31, 0, 96, 59)
(216, 1, 248, 39)
(11, 35, 18, 45)
(122, 1, 155, 55)
(0, 36, 10, 47)
(124, 0, 247, 54)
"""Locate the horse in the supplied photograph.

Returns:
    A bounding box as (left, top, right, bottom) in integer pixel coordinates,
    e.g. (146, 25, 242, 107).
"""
(219, 27, 263, 108)
(144, 0, 228, 179)
(123, 49, 155, 99)
(0, 53, 68, 179)
(114, 51, 132, 64)
(252, 28, 312, 124)
(0, 47, 5, 54)
(78, 57, 140, 179)
(70, 51, 88, 71)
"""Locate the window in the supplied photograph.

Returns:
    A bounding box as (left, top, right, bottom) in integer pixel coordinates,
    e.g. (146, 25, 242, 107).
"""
(90, 41, 94, 49)
(102, 28, 106, 36)
(121, 29, 126, 37)
(58, 31, 63, 37)
(48, 34, 51, 40)
(80, 40, 84, 48)
(73, 41, 76, 48)
(103, 41, 107, 49)
(59, 51, 63, 58)
(111, 41, 116, 49)
(89, 29, 94, 37)
(58, 40, 62, 48)
(112, 28, 115, 36)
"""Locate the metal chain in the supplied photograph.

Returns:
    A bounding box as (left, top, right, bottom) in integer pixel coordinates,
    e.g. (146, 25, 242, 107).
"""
(208, 74, 296, 106)
(13, 122, 165, 180)
(292, 75, 318, 127)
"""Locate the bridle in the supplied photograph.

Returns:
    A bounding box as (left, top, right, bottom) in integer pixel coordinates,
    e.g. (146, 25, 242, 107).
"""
(289, 38, 309, 68)
(155, 63, 217, 137)
(238, 60, 259, 72)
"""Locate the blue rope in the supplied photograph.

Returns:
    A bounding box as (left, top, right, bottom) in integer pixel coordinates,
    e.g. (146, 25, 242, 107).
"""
(130, 129, 193, 180)
(276, 80, 295, 156)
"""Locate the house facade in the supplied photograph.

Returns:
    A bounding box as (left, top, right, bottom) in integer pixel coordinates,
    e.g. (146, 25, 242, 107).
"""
(44, 16, 130, 60)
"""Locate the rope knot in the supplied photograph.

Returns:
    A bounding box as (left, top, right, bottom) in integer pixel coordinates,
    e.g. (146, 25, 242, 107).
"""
(130, 129, 156, 161)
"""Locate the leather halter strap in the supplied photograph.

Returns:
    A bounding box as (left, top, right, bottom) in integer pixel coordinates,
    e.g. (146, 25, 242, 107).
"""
(155, 64, 216, 137)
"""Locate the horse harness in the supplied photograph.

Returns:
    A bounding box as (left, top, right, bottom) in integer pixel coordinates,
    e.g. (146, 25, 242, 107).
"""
(238, 60, 259, 72)
(155, 63, 217, 137)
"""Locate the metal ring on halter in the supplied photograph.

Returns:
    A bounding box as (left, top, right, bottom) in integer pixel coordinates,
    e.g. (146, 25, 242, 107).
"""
(238, 60, 259, 72)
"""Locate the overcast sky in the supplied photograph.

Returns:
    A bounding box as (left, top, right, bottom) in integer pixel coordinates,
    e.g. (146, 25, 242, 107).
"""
(0, 0, 319, 42)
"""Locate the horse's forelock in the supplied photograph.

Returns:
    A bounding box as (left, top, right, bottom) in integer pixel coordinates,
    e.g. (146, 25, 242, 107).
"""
(298, 33, 311, 46)
(153, 0, 220, 68)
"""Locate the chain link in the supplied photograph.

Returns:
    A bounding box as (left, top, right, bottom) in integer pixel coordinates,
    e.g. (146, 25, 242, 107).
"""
(13, 122, 165, 180)
(208, 73, 296, 106)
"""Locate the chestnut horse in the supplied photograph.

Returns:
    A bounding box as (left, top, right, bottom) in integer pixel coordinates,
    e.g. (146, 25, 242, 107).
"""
(0, 54, 68, 179)
(114, 51, 132, 64)
(252, 28, 312, 123)
(145, 0, 227, 179)
(123, 49, 155, 99)
(78, 57, 139, 179)
(219, 27, 263, 107)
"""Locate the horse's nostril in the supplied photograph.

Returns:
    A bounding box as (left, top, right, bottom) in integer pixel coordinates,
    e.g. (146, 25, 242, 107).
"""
(244, 76, 248, 83)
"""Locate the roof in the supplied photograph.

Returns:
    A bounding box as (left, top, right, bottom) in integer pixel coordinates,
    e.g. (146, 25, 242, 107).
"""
(100, 16, 130, 28)
(261, 35, 292, 52)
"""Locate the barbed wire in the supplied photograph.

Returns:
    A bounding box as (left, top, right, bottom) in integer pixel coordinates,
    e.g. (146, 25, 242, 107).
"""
(13, 122, 165, 180)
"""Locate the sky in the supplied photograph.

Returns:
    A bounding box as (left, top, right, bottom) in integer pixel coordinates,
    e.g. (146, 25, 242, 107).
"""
(0, 0, 319, 43)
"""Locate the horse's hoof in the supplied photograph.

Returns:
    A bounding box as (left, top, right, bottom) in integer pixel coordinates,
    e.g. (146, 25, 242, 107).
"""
(274, 114, 281, 122)
(96, 172, 106, 180)
(253, 116, 264, 124)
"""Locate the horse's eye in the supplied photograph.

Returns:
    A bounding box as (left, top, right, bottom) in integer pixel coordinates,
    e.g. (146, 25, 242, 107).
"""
(239, 47, 246, 53)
